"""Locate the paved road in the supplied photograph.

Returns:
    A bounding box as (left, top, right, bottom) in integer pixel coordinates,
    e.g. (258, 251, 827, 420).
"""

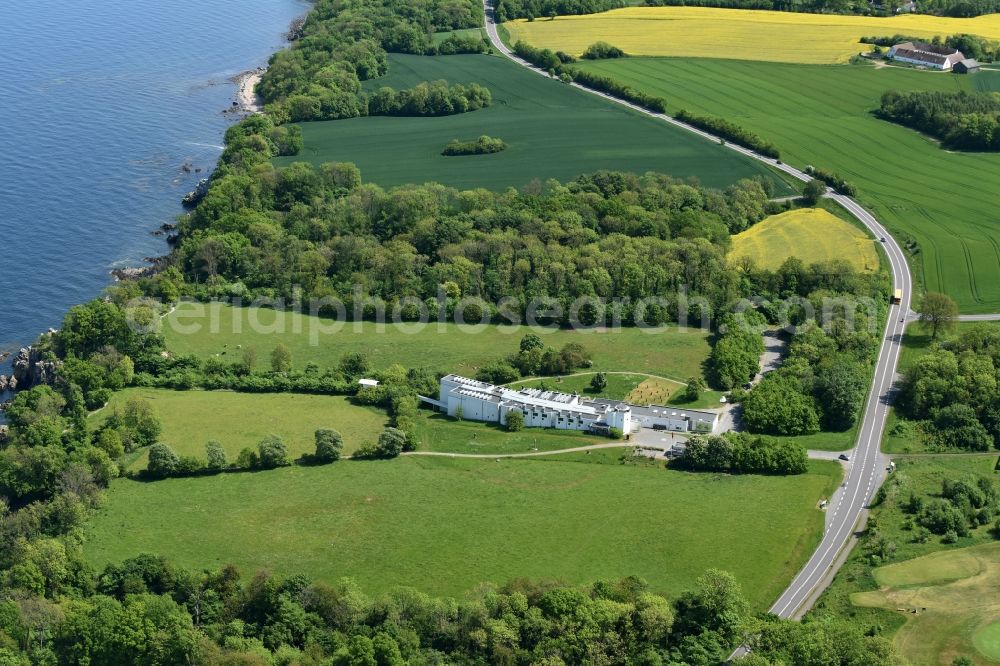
(482, 0, 911, 623)
(958, 313, 1000, 322)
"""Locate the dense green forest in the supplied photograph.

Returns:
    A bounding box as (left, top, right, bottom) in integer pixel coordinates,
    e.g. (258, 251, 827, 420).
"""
(178, 162, 775, 321)
(496, 0, 628, 21)
(898, 326, 1000, 450)
(878, 90, 1000, 152)
(254, 0, 487, 123)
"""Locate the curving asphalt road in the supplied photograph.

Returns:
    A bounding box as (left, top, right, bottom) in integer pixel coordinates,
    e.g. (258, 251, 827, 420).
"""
(482, 0, 912, 623)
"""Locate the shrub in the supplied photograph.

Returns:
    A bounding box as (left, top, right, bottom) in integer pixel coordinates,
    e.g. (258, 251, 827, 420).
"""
(236, 447, 258, 469)
(805, 166, 857, 197)
(590, 372, 608, 392)
(582, 41, 626, 59)
(257, 434, 291, 469)
(506, 410, 525, 432)
(314, 428, 344, 463)
(442, 135, 507, 156)
(205, 441, 228, 472)
(147, 444, 180, 479)
(378, 428, 407, 457)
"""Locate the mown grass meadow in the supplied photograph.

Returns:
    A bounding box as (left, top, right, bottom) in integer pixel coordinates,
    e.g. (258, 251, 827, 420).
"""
(85, 455, 841, 609)
(90, 388, 390, 465)
(853, 537, 1000, 664)
(161, 303, 716, 383)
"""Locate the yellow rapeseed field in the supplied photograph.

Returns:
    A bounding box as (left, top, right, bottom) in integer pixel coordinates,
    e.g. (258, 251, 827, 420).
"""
(505, 7, 1000, 64)
(729, 208, 879, 271)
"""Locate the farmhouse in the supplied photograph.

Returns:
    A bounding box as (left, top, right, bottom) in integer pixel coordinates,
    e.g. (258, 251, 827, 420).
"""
(429, 375, 720, 435)
(954, 58, 981, 74)
(888, 41, 965, 70)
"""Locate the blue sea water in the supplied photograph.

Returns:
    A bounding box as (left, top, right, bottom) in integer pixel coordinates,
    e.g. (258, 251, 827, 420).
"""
(0, 0, 309, 381)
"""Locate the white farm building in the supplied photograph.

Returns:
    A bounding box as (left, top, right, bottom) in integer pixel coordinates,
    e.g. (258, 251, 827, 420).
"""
(428, 375, 720, 436)
(888, 41, 965, 70)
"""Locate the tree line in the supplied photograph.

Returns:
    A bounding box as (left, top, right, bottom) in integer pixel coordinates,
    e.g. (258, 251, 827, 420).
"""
(879, 90, 1000, 152)
(863, 33, 1000, 62)
(496, 0, 627, 21)
(676, 109, 781, 159)
(674, 431, 809, 474)
(804, 166, 857, 197)
(0, 548, 901, 665)
(476, 333, 594, 384)
(513, 41, 668, 112)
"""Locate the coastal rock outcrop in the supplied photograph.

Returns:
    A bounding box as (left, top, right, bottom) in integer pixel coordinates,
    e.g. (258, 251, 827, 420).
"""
(0, 375, 16, 392)
(12, 346, 59, 389)
(182, 178, 210, 208)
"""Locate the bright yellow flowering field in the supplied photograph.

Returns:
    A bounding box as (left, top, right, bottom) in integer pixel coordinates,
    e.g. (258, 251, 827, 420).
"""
(505, 7, 1000, 64)
(729, 208, 879, 272)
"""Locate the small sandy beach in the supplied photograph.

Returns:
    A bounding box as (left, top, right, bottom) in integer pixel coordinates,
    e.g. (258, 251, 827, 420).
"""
(232, 68, 264, 113)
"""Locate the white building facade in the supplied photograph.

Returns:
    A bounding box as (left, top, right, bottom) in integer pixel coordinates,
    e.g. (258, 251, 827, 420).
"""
(437, 375, 632, 434)
(433, 375, 721, 435)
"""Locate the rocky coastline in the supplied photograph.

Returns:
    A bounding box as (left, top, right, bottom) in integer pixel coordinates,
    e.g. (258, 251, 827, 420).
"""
(0, 343, 60, 399)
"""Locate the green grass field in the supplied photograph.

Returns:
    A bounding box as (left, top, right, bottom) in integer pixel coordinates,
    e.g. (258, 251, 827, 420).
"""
(852, 542, 1000, 665)
(274, 53, 792, 193)
(91, 389, 390, 464)
(812, 455, 1000, 664)
(410, 412, 606, 454)
(84, 455, 840, 608)
(161, 303, 715, 383)
(730, 207, 879, 272)
(575, 57, 1000, 313)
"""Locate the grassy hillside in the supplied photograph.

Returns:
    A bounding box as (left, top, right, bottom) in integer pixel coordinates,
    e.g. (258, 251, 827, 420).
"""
(85, 455, 841, 608)
(853, 542, 1000, 665)
(575, 57, 1000, 313)
(506, 7, 1000, 64)
(275, 53, 791, 192)
(814, 455, 1000, 665)
(161, 303, 715, 383)
(90, 389, 390, 463)
(730, 207, 880, 272)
